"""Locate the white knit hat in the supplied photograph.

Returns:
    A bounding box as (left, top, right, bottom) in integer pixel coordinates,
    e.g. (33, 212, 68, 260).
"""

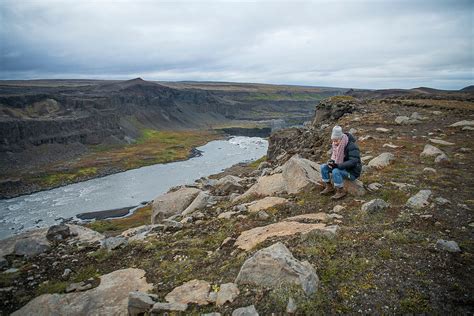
(331, 125, 343, 139)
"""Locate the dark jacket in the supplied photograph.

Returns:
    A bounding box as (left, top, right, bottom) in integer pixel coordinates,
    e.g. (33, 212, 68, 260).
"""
(335, 133, 362, 178)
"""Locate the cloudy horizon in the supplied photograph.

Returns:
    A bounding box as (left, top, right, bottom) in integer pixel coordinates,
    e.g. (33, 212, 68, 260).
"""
(0, 0, 472, 89)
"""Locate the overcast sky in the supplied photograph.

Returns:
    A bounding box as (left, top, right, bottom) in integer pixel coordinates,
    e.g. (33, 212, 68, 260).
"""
(0, 0, 472, 89)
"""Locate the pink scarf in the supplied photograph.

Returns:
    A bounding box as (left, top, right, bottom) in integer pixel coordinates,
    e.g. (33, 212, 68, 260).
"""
(331, 133, 349, 164)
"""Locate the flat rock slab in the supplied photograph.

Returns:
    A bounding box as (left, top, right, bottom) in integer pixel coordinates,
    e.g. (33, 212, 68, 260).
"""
(235, 221, 334, 251)
(165, 279, 211, 305)
(235, 173, 286, 202)
(67, 224, 105, 244)
(235, 242, 319, 295)
(449, 120, 474, 127)
(429, 138, 455, 146)
(246, 197, 288, 213)
(12, 268, 152, 316)
(284, 212, 329, 223)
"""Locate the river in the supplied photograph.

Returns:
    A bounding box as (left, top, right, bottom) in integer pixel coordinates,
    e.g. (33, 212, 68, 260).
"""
(0, 136, 268, 239)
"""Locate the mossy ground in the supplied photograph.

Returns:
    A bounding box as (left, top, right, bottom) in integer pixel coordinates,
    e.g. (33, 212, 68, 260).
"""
(2, 97, 474, 314)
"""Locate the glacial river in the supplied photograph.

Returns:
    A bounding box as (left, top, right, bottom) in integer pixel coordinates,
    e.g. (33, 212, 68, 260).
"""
(0, 136, 268, 239)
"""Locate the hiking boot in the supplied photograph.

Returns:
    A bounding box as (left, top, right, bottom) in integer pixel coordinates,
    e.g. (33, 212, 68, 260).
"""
(320, 182, 335, 195)
(331, 187, 347, 200)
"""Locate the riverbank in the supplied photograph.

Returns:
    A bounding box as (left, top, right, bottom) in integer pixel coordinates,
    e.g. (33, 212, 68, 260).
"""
(0, 129, 224, 199)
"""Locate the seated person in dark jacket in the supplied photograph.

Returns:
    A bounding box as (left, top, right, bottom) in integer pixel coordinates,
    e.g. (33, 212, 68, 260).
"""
(320, 125, 362, 200)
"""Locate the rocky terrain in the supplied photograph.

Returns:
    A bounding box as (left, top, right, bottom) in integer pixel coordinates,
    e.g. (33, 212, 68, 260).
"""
(1, 91, 473, 315)
(0, 79, 343, 198)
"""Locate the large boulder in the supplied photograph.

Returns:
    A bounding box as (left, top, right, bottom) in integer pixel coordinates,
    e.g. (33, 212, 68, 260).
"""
(235, 174, 286, 202)
(235, 242, 319, 295)
(151, 187, 201, 223)
(235, 221, 337, 251)
(281, 155, 322, 194)
(46, 224, 71, 241)
(67, 224, 105, 244)
(12, 268, 153, 316)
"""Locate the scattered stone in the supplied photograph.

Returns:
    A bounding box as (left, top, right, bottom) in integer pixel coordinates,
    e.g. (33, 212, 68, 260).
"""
(165, 279, 211, 306)
(218, 211, 238, 219)
(215, 175, 244, 194)
(235, 221, 337, 251)
(383, 143, 403, 149)
(161, 219, 184, 230)
(449, 120, 474, 127)
(101, 236, 128, 251)
(390, 181, 415, 191)
(395, 116, 420, 125)
(376, 127, 391, 133)
(359, 135, 374, 141)
(121, 225, 153, 239)
(216, 283, 240, 306)
(62, 268, 72, 279)
(459, 147, 472, 153)
(284, 212, 329, 223)
(423, 167, 437, 173)
(235, 242, 318, 295)
(435, 153, 449, 163)
(361, 199, 390, 213)
(151, 187, 201, 223)
(462, 126, 474, 131)
(233, 204, 247, 213)
(246, 197, 288, 213)
(406, 190, 432, 209)
(429, 138, 455, 146)
(420, 144, 445, 158)
(368, 183, 383, 192)
(435, 240, 461, 253)
(4, 268, 19, 274)
(258, 161, 271, 170)
(286, 297, 297, 313)
(368, 153, 395, 169)
(257, 211, 270, 220)
(232, 305, 259, 316)
(128, 291, 158, 316)
(151, 302, 188, 312)
(332, 205, 345, 213)
(411, 112, 425, 120)
(46, 224, 71, 241)
(435, 197, 450, 205)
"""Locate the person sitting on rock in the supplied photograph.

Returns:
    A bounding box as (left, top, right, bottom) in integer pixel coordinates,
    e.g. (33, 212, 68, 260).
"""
(320, 125, 362, 199)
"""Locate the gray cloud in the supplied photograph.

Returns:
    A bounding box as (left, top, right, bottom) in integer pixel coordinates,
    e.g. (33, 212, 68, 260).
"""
(0, 0, 472, 89)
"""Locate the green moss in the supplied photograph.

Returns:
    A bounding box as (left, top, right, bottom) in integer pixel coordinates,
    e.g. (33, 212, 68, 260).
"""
(36, 281, 68, 295)
(88, 248, 113, 263)
(247, 155, 267, 169)
(72, 266, 100, 283)
(400, 290, 430, 313)
(328, 95, 355, 102)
